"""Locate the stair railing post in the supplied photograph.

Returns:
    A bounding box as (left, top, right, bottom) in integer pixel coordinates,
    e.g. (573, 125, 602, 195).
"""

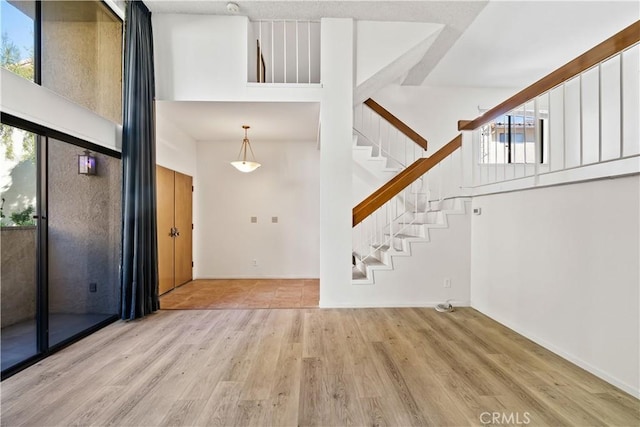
(534, 96, 541, 185)
(375, 209, 378, 247)
(403, 188, 407, 229)
(388, 201, 394, 253)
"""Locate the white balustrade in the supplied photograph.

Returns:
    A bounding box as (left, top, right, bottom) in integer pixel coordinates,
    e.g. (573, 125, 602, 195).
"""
(352, 146, 464, 271)
(353, 103, 425, 170)
(473, 43, 639, 187)
(249, 20, 321, 84)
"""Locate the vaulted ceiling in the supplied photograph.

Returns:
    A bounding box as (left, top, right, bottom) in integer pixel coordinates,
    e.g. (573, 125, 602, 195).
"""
(146, 0, 637, 88)
(149, 1, 638, 142)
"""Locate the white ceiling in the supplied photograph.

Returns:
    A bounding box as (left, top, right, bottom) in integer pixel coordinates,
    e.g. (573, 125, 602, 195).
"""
(152, 1, 638, 142)
(424, 1, 640, 88)
(145, 1, 486, 23)
(156, 101, 320, 142)
(146, 1, 488, 86)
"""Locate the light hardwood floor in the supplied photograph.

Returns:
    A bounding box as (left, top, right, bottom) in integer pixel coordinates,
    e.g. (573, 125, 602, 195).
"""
(1, 308, 638, 426)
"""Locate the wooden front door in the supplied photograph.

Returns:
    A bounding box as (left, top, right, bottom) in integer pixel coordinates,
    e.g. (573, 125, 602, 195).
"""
(174, 171, 193, 287)
(156, 165, 175, 295)
(156, 165, 193, 295)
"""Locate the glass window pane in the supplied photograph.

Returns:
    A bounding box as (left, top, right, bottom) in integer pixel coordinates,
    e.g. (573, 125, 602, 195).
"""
(0, 0, 35, 81)
(41, 1, 123, 124)
(47, 138, 120, 347)
(1, 125, 38, 372)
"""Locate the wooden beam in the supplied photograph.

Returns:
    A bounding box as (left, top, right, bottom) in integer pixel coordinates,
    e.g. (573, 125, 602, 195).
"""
(364, 98, 428, 150)
(352, 134, 462, 227)
(459, 20, 640, 131)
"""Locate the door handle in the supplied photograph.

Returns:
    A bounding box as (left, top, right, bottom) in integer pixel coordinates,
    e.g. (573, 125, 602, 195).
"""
(174, 227, 180, 237)
(169, 227, 180, 237)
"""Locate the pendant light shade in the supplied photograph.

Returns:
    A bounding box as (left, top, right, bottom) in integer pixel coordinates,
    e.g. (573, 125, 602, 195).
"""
(231, 125, 261, 173)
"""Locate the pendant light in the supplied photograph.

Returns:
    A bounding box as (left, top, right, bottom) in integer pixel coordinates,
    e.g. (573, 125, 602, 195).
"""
(230, 125, 261, 173)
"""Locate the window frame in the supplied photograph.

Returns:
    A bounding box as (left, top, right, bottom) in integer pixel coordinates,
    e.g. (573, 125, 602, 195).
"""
(0, 111, 121, 380)
(3, 0, 124, 120)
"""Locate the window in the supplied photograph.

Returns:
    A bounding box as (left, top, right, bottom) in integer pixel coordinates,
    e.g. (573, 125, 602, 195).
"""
(0, 124, 36, 226)
(498, 132, 526, 143)
(41, 1, 123, 123)
(1, 1, 123, 124)
(0, 116, 121, 378)
(0, 0, 35, 82)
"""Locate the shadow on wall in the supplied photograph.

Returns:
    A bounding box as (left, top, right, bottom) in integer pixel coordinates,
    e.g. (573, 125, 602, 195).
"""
(47, 139, 121, 316)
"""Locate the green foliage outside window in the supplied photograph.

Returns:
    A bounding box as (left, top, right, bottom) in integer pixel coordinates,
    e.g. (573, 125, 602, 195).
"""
(9, 205, 35, 226)
(1, 32, 34, 80)
(1, 32, 36, 163)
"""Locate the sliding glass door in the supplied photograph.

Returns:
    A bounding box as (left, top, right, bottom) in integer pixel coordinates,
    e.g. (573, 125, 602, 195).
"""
(0, 118, 121, 378)
(47, 138, 120, 347)
(0, 125, 39, 372)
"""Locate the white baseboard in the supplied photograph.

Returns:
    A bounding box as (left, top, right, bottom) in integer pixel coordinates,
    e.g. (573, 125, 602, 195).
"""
(319, 300, 470, 308)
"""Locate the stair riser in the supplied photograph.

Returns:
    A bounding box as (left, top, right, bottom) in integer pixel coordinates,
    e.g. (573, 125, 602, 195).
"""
(353, 199, 470, 283)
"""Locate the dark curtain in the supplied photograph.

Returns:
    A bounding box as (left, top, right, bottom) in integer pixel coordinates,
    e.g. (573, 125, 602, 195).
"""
(120, 0, 159, 320)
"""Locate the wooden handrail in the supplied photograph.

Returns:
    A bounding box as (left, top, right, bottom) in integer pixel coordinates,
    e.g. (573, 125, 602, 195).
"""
(458, 20, 640, 131)
(353, 134, 462, 227)
(364, 98, 428, 150)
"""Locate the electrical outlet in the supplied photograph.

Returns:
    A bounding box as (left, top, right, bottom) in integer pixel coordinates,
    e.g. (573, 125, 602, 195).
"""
(444, 278, 451, 288)
(89, 283, 97, 292)
(252, 259, 258, 267)
(251, 216, 257, 223)
(272, 216, 278, 223)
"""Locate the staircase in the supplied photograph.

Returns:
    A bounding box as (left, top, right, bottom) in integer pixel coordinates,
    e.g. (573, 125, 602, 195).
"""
(352, 131, 402, 203)
(352, 197, 469, 283)
(352, 131, 402, 177)
(351, 99, 466, 285)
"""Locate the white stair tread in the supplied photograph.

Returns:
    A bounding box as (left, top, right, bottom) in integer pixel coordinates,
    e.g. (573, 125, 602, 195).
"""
(361, 257, 385, 266)
(399, 222, 444, 226)
(385, 233, 421, 239)
(352, 268, 367, 280)
(373, 244, 391, 251)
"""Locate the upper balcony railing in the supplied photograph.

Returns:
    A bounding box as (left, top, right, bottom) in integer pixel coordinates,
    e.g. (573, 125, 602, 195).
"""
(459, 21, 640, 187)
(248, 20, 321, 84)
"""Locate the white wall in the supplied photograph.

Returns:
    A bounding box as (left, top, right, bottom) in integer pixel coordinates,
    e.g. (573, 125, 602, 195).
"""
(373, 84, 517, 153)
(354, 21, 442, 104)
(153, 14, 321, 103)
(156, 103, 197, 177)
(1, 68, 121, 151)
(195, 139, 319, 278)
(470, 175, 640, 398)
(153, 14, 248, 101)
(319, 18, 354, 307)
